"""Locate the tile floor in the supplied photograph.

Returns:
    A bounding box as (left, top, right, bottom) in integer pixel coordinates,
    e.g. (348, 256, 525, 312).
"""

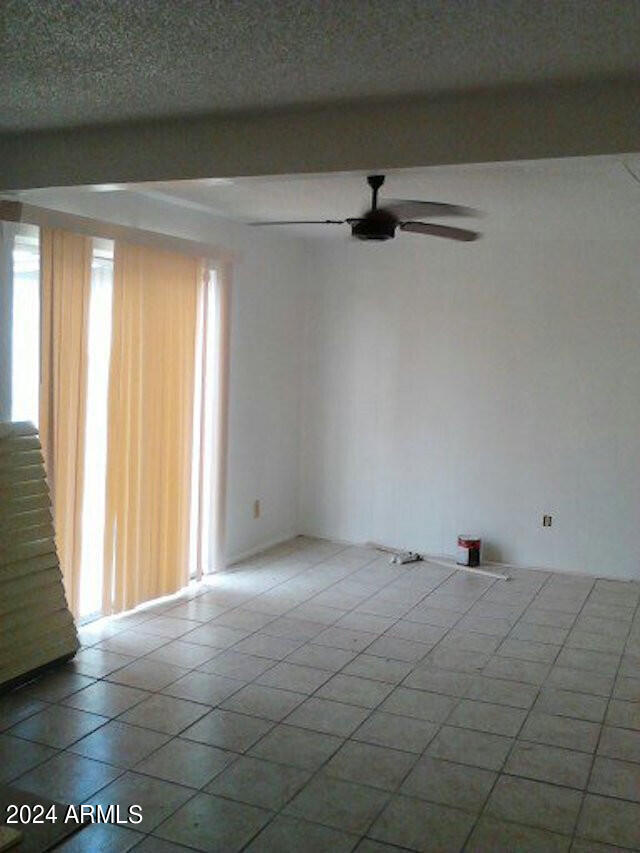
(1, 537, 639, 852)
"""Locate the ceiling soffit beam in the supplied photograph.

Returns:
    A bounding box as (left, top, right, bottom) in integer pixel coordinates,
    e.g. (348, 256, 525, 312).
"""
(0, 79, 637, 191)
(0, 200, 235, 263)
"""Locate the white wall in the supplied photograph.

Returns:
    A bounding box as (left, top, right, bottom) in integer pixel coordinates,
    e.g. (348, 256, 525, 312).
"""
(14, 163, 640, 582)
(16, 189, 312, 564)
(299, 235, 640, 579)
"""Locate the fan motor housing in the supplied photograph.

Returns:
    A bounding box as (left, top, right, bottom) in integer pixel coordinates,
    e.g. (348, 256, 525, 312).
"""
(351, 210, 397, 241)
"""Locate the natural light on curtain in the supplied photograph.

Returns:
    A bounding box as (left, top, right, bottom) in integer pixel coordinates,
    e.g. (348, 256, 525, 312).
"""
(79, 242, 113, 618)
(103, 242, 201, 614)
(39, 227, 92, 617)
(6, 227, 112, 619)
(6, 221, 220, 621)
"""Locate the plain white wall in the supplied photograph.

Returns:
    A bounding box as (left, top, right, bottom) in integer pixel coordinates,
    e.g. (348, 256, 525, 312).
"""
(14, 189, 311, 565)
(299, 234, 640, 579)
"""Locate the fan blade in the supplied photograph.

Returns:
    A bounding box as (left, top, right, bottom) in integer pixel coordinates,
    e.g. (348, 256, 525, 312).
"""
(383, 200, 478, 219)
(248, 219, 345, 226)
(400, 222, 480, 241)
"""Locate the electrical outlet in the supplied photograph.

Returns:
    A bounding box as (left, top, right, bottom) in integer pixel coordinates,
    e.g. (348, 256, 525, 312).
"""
(253, 499, 261, 519)
(543, 515, 553, 527)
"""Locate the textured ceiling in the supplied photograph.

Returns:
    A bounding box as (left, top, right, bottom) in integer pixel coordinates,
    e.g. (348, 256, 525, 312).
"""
(2, 0, 639, 132)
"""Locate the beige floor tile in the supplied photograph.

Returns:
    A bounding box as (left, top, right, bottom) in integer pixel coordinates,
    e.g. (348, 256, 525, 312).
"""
(324, 740, 416, 790)
(533, 687, 608, 723)
(206, 755, 310, 808)
(9, 538, 638, 853)
(284, 696, 369, 737)
(0, 733, 56, 782)
(136, 737, 235, 788)
(181, 708, 273, 751)
(342, 655, 413, 684)
(244, 815, 356, 853)
(0, 693, 47, 731)
(117, 693, 210, 734)
(352, 711, 438, 753)
(466, 675, 538, 708)
(154, 792, 271, 852)
(15, 750, 121, 801)
(605, 699, 640, 730)
(369, 794, 475, 852)
(90, 770, 193, 832)
(61, 681, 149, 717)
(597, 725, 640, 763)
(401, 756, 495, 811)
(447, 699, 526, 736)
(505, 741, 592, 788)
(482, 656, 550, 685)
(256, 662, 332, 693)
(285, 775, 388, 834)
(486, 775, 582, 834)
(466, 816, 571, 852)
(589, 756, 640, 802)
(221, 683, 305, 721)
(161, 671, 243, 705)
(196, 650, 275, 680)
(427, 725, 513, 770)
(519, 712, 601, 752)
(137, 616, 202, 638)
(316, 674, 394, 708)
(379, 687, 456, 723)
(69, 720, 171, 767)
(249, 723, 342, 770)
(144, 640, 218, 668)
(19, 671, 95, 702)
(285, 644, 357, 671)
(9, 705, 108, 748)
(576, 794, 640, 849)
(106, 659, 188, 691)
(402, 666, 474, 696)
(54, 823, 143, 852)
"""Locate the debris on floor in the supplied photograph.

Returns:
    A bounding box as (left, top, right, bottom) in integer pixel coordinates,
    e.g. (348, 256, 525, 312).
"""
(389, 550, 423, 565)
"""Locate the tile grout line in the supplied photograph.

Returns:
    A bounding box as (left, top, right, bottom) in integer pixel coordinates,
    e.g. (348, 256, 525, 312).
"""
(4, 539, 639, 851)
(570, 581, 640, 850)
(425, 568, 561, 850)
(231, 548, 468, 851)
(459, 567, 582, 848)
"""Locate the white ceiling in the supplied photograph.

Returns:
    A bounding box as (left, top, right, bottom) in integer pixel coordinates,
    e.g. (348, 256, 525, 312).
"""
(2, 0, 639, 132)
(15, 154, 640, 241)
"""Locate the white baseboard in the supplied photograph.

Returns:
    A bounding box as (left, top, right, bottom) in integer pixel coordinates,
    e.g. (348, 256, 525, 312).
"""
(225, 530, 298, 567)
(222, 530, 639, 584)
(367, 540, 639, 584)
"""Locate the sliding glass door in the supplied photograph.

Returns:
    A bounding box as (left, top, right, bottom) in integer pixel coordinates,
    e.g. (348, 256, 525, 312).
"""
(4, 221, 225, 622)
(10, 226, 40, 426)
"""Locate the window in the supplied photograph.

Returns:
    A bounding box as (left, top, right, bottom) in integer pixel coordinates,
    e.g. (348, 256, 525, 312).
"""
(11, 227, 40, 426)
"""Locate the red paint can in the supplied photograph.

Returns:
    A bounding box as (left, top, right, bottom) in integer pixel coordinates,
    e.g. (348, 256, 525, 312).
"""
(457, 536, 481, 567)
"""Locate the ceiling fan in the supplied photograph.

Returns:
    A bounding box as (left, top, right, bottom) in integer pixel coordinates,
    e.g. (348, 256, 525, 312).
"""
(250, 174, 481, 242)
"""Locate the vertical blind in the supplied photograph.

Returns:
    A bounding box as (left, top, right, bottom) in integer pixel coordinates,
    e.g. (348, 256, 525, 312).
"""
(39, 228, 92, 617)
(102, 242, 201, 614)
(38, 229, 205, 617)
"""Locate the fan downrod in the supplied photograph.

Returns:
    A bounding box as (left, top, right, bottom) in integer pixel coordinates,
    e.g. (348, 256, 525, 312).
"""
(367, 174, 385, 209)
